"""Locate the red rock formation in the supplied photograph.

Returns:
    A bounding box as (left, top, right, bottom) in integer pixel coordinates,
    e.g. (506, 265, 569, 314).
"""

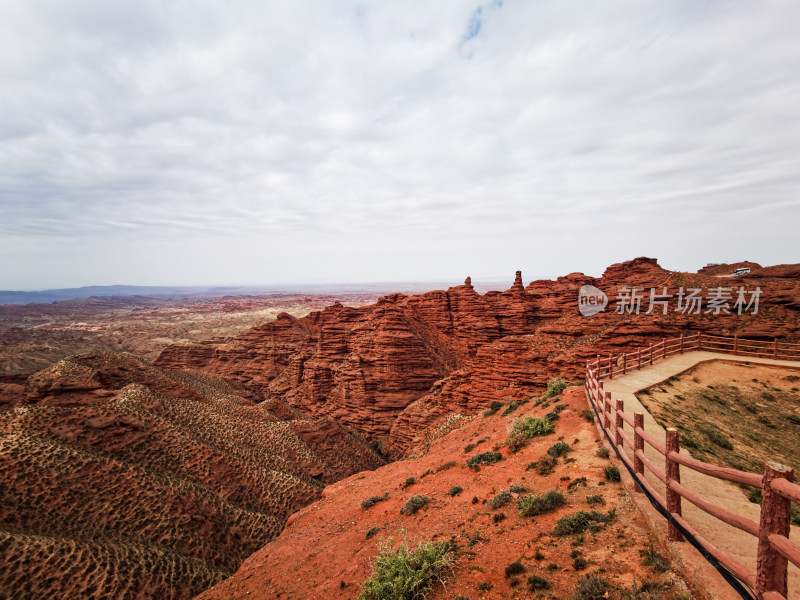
(154, 258, 800, 459)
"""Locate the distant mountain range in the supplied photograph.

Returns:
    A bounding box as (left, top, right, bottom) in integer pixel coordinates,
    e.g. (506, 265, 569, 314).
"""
(0, 280, 512, 306)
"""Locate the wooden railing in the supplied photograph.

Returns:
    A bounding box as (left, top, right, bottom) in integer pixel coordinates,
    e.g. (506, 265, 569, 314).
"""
(592, 332, 800, 380)
(585, 333, 800, 600)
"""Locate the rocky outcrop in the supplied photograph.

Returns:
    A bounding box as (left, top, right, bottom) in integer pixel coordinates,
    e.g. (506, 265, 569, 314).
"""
(154, 258, 800, 458)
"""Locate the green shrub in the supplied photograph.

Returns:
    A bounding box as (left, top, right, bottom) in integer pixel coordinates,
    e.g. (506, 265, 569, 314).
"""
(400, 494, 429, 515)
(467, 451, 503, 470)
(572, 575, 609, 600)
(580, 409, 595, 423)
(547, 441, 572, 458)
(510, 416, 555, 439)
(553, 510, 614, 536)
(483, 401, 504, 417)
(747, 488, 762, 504)
(527, 575, 550, 591)
(436, 461, 457, 472)
(402, 477, 416, 488)
(518, 490, 565, 517)
(534, 550, 545, 560)
(362, 493, 389, 510)
(505, 560, 525, 577)
(572, 556, 588, 570)
(502, 400, 524, 417)
(509, 483, 529, 494)
(544, 377, 568, 399)
(585, 494, 605, 506)
(534, 454, 557, 476)
(488, 490, 512, 510)
(447, 485, 463, 497)
(493, 512, 505, 524)
(366, 527, 380, 539)
(604, 465, 621, 482)
(357, 537, 455, 600)
(596, 447, 610, 459)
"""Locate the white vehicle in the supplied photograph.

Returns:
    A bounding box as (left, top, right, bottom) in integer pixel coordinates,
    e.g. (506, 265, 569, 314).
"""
(732, 267, 750, 276)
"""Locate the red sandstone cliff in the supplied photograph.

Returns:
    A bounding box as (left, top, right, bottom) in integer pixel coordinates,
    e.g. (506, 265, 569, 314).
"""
(154, 258, 800, 458)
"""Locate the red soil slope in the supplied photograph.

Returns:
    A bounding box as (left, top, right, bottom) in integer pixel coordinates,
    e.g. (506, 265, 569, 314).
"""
(198, 387, 697, 600)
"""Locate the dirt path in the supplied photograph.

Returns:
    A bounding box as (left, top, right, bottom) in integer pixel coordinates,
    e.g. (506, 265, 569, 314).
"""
(599, 351, 800, 600)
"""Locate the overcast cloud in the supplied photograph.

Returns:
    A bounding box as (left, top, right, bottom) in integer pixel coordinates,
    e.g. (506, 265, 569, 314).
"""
(1, 0, 798, 290)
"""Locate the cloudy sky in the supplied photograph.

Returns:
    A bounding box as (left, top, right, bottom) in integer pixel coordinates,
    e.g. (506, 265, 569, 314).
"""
(1, 1, 798, 290)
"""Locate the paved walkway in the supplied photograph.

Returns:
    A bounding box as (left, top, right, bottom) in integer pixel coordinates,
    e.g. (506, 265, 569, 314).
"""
(598, 351, 800, 600)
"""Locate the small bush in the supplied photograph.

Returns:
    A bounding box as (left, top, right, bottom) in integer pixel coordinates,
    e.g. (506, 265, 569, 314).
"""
(518, 490, 565, 517)
(604, 465, 621, 482)
(580, 409, 595, 423)
(477, 582, 491, 591)
(585, 494, 605, 506)
(467, 452, 503, 470)
(402, 477, 416, 488)
(505, 560, 525, 577)
(464, 443, 476, 453)
(448, 485, 463, 497)
(436, 461, 457, 472)
(544, 377, 568, 399)
(356, 537, 455, 600)
(596, 447, 610, 459)
(572, 556, 588, 570)
(400, 494, 429, 515)
(493, 512, 505, 524)
(640, 543, 669, 573)
(365, 527, 380, 539)
(546, 562, 559, 571)
(535, 454, 557, 476)
(510, 416, 555, 439)
(362, 493, 389, 510)
(509, 575, 520, 587)
(528, 575, 550, 591)
(509, 483, 529, 494)
(572, 575, 609, 600)
(502, 400, 524, 416)
(553, 510, 614, 536)
(747, 488, 762, 504)
(567, 477, 587, 490)
(488, 490, 513, 510)
(483, 400, 504, 417)
(547, 441, 572, 458)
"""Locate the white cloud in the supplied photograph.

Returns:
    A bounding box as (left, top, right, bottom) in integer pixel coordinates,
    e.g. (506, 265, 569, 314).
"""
(0, 0, 798, 289)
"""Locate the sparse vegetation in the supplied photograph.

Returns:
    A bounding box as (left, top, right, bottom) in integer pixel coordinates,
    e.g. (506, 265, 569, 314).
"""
(586, 494, 605, 506)
(448, 485, 463, 497)
(547, 441, 572, 458)
(604, 465, 621, 482)
(488, 490, 513, 510)
(366, 527, 380, 539)
(553, 510, 615, 536)
(400, 495, 429, 515)
(572, 575, 609, 600)
(505, 560, 525, 577)
(362, 493, 390, 511)
(567, 477, 588, 490)
(581, 409, 595, 423)
(640, 543, 669, 573)
(402, 477, 416, 488)
(518, 490, 565, 517)
(356, 537, 455, 600)
(482, 401, 504, 417)
(527, 575, 550, 590)
(572, 556, 588, 570)
(436, 461, 457, 472)
(466, 451, 503, 470)
(596, 447, 610, 459)
(493, 512, 505, 524)
(509, 483, 529, 494)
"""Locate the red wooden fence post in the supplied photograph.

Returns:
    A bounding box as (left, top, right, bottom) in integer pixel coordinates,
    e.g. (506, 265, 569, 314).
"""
(633, 413, 644, 493)
(698, 332, 703, 350)
(662, 339, 667, 359)
(637, 347, 642, 370)
(608, 355, 613, 379)
(597, 354, 601, 376)
(734, 334, 739, 354)
(665, 428, 683, 542)
(773, 339, 778, 359)
(622, 353, 627, 375)
(679, 333, 684, 354)
(756, 462, 794, 599)
(615, 399, 624, 447)
(604, 391, 612, 431)
(649, 342, 653, 365)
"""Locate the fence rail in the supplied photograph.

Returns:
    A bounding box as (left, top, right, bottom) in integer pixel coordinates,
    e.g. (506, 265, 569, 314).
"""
(584, 333, 800, 600)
